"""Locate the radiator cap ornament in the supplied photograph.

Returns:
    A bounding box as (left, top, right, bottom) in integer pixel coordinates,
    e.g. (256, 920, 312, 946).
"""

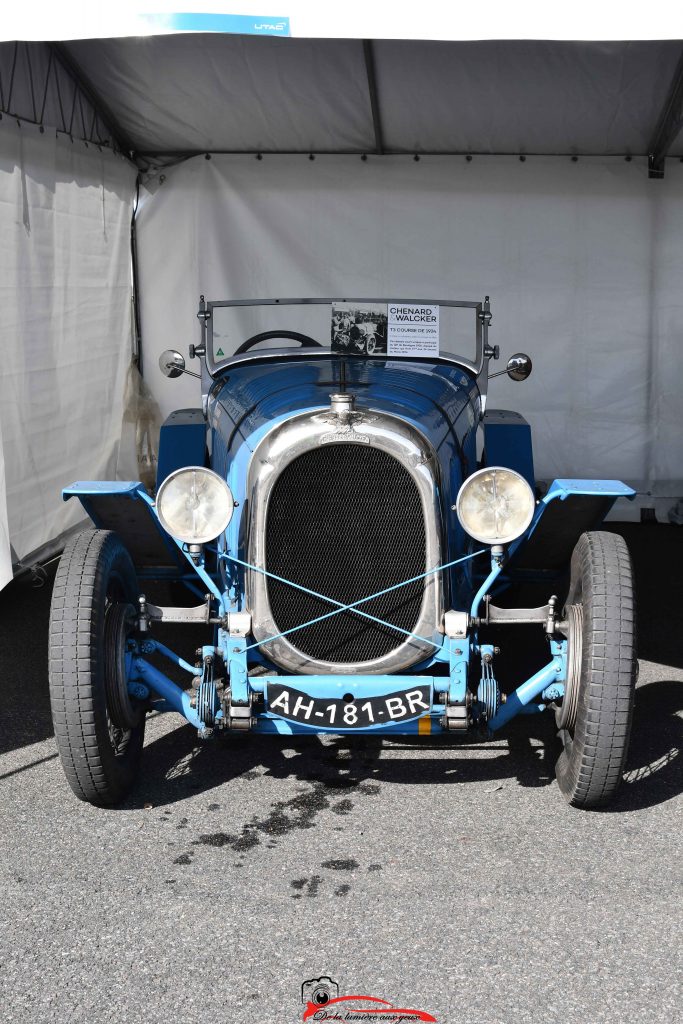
(321, 393, 370, 444)
(329, 393, 355, 416)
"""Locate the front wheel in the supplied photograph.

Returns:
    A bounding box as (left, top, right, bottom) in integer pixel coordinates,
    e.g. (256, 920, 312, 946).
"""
(554, 531, 636, 808)
(49, 529, 146, 805)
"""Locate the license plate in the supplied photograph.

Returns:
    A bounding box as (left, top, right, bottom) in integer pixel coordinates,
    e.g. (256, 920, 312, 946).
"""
(267, 682, 432, 729)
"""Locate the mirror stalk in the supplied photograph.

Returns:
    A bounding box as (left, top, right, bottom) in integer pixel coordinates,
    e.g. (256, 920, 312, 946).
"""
(159, 349, 201, 380)
(488, 353, 533, 382)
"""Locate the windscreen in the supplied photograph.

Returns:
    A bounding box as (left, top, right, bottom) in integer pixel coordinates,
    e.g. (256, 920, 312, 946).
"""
(207, 299, 481, 371)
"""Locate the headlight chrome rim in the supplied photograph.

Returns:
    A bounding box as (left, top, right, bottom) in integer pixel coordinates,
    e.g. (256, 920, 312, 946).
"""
(156, 466, 234, 545)
(456, 466, 535, 546)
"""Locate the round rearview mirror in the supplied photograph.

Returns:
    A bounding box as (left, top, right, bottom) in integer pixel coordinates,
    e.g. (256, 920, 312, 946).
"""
(159, 349, 186, 379)
(506, 353, 532, 382)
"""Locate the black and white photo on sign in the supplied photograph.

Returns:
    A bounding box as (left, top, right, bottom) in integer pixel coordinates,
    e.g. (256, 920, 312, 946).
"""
(331, 302, 388, 356)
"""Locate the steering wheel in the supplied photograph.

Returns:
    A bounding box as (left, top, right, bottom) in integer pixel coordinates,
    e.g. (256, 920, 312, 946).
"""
(234, 330, 323, 355)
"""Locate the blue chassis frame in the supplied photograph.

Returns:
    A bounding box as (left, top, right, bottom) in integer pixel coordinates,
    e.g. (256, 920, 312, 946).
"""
(64, 477, 634, 738)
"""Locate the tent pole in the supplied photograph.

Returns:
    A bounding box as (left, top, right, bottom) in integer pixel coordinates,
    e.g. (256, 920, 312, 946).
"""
(647, 48, 683, 179)
(362, 40, 384, 155)
(131, 175, 143, 372)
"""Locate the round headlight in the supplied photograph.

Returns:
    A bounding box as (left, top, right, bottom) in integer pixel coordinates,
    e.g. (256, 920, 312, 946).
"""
(156, 467, 234, 544)
(456, 467, 535, 545)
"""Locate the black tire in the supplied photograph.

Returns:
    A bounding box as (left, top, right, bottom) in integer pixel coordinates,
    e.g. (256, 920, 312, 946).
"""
(555, 531, 636, 808)
(49, 529, 145, 805)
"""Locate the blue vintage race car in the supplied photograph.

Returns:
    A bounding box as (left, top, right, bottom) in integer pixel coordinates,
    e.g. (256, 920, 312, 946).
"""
(49, 296, 636, 808)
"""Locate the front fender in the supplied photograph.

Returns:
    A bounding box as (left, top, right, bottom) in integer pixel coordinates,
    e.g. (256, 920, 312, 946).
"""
(62, 481, 184, 572)
(510, 478, 635, 573)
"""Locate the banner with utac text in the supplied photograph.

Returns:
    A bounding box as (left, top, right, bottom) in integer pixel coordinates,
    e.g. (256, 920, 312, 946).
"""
(2, 2, 683, 42)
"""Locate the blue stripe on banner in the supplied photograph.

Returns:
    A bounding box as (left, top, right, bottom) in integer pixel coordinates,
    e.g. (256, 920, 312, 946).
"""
(142, 13, 290, 36)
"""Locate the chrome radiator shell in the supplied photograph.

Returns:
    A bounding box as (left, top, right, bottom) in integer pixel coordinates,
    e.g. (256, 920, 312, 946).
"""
(246, 402, 444, 675)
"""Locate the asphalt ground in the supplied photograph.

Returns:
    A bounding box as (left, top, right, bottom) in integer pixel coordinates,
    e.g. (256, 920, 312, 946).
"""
(0, 524, 681, 1024)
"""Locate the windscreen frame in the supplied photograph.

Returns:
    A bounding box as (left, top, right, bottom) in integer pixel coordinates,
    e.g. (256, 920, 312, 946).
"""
(197, 296, 490, 379)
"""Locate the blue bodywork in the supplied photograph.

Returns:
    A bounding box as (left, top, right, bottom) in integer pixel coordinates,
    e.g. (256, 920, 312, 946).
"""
(156, 408, 206, 488)
(64, 333, 635, 740)
(482, 409, 534, 489)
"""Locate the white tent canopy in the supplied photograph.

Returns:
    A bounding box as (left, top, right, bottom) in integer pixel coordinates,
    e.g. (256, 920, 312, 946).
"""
(1, 30, 683, 589)
(4, 35, 683, 163)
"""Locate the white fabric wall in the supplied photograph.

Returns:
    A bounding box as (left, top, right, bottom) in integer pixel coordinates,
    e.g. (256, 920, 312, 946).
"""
(0, 120, 137, 586)
(136, 154, 683, 519)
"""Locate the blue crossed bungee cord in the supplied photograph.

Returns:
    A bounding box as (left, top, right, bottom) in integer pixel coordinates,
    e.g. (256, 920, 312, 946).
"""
(220, 549, 487, 652)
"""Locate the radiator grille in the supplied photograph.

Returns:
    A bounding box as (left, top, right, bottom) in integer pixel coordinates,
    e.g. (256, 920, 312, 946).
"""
(265, 444, 427, 663)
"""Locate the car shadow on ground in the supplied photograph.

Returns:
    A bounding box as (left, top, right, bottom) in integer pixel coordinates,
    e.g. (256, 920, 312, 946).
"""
(115, 670, 681, 813)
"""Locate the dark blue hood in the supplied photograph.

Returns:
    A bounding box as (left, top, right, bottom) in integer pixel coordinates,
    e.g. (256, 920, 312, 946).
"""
(208, 353, 481, 465)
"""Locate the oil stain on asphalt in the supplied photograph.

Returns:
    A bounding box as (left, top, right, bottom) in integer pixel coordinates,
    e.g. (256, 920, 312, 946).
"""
(290, 858, 360, 899)
(171, 781, 332, 866)
(290, 875, 323, 898)
(170, 739, 385, 892)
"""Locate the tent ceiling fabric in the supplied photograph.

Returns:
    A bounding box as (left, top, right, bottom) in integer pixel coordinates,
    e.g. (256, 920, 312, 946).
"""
(375, 41, 683, 156)
(60, 34, 683, 159)
(65, 35, 375, 154)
